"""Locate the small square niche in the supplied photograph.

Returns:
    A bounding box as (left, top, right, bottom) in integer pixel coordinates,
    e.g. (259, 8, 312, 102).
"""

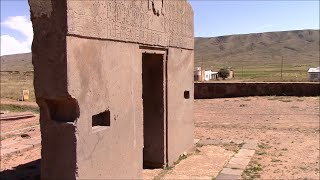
(184, 91, 190, 99)
(92, 110, 110, 127)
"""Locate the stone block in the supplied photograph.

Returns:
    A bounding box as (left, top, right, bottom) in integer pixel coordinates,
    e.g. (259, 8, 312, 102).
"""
(220, 168, 243, 176)
(215, 173, 241, 180)
(235, 149, 255, 159)
(226, 157, 251, 170)
(198, 139, 221, 146)
(29, 0, 194, 179)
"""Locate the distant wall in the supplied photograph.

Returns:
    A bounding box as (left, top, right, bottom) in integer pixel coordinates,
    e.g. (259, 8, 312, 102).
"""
(194, 82, 320, 99)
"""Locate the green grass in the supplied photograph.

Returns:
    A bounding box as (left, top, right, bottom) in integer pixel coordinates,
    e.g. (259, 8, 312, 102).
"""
(198, 62, 314, 82)
(0, 104, 39, 114)
(0, 72, 35, 101)
(271, 159, 282, 163)
(153, 153, 189, 180)
(242, 161, 263, 180)
(258, 143, 272, 149)
(256, 150, 267, 156)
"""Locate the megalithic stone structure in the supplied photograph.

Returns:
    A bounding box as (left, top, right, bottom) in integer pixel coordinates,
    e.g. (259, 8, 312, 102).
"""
(29, 0, 194, 179)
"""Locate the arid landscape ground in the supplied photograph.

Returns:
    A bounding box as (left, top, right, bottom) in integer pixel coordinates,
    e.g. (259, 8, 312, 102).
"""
(1, 96, 319, 179)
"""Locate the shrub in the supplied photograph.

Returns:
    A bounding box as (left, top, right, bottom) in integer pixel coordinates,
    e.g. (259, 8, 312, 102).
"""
(218, 68, 230, 80)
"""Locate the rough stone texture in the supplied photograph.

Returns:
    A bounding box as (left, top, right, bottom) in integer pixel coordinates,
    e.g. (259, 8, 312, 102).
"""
(234, 149, 255, 159)
(225, 157, 251, 170)
(29, 0, 194, 179)
(242, 140, 258, 150)
(194, 82, 320, 99)
(163, 146, 234, 179)
(220, 168, 243, 176)
(197, 139, 221, 146)
(215, 173, 240, 180)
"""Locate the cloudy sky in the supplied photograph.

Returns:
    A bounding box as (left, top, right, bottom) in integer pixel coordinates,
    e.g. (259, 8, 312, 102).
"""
(1, 0, 319, 56)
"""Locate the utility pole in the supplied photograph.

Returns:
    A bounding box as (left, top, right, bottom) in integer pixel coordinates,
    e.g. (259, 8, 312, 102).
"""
(242, 65, 244, 78)
(281, 56, 284, 80)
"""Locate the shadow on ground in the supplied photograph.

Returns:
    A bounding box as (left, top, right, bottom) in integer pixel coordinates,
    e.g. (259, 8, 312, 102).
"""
(0, 159, 40, 180)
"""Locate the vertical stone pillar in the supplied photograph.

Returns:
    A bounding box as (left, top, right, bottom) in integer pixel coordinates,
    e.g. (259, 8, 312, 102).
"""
(29, 0, 78, 179)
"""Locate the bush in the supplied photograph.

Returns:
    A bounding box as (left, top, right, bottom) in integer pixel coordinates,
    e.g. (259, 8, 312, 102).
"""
(218, 68, 230, 80)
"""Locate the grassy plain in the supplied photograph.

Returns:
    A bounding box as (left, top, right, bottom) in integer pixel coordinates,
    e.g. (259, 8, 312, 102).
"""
(0, 72, 35, 101)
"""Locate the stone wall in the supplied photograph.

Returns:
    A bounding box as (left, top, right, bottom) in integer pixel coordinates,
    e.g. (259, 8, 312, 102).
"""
(29, 0, 194, 179)
(194, 82, 320, 99)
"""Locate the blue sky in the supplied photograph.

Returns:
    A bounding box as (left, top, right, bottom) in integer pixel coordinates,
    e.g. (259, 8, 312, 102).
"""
(0, 0, 319, 55)
(190, 0, 320, 37)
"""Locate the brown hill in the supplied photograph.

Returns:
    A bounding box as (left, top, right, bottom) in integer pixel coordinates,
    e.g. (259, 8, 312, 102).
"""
(0, 53, 33, 72)
(195, 29, 320, 70)
(1, 29, 319, 73)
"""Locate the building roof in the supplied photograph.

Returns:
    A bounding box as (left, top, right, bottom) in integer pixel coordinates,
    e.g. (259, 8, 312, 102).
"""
(308, 67, 320, 73)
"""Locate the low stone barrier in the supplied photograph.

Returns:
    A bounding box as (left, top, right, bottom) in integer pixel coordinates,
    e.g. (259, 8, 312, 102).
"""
(194, 82, 320, 99)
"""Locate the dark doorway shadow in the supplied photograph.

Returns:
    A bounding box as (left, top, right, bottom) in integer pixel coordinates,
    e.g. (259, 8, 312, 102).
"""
(0, 159, 40, 180)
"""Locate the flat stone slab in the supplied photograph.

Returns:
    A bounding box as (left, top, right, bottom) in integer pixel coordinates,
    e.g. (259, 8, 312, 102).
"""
(215, 173, 240, 180)
(1, 137, 41, 157)
(221, 139, 233, 144)
(226, 157, 251, 170)
(242, 140, 258, 150)
(234, 149, 255, 159)
(163, 146, 234, 179)
(231, 139, 244, 145)
(220, 168, 243, 176)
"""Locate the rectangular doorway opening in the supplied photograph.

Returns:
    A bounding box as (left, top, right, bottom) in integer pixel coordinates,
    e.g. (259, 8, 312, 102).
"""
(142, 53, 165, 169)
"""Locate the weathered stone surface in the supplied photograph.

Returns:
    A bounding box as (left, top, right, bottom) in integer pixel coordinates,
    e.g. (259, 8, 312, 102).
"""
(226, 157, 251, 170)
(215, 173, 241, 180)
(198, 139, 221, 146)
(67, 0, 194, 49)
(242, 140, 258, 150)
(232, 139, 244, 145)
(29, 0, 194, 179)
(234, 149, 255, 159)
(220, 168, 243, 176)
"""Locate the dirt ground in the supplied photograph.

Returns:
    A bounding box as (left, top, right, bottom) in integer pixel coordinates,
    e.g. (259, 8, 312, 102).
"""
(1, 96, 319, 179)
(195, 96, 320, 179)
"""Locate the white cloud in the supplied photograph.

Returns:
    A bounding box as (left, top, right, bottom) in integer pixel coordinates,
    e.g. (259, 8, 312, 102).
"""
(1, 35, 31, 55)
(1, 16, 33, 56)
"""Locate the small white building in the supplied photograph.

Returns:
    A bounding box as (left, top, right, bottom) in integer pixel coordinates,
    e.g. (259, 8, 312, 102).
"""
(204, 70, 218, 81)
(308, 67, 320, 81)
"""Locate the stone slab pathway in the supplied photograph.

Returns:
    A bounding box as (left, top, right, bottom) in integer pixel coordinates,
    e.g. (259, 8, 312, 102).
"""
(215, 139, 258, 180)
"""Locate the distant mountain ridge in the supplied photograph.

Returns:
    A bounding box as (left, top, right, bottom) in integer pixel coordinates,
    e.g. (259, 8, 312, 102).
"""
(195, 29, 319, 69)
(1, 53, 33, 72)
(1, 29, 319, 72)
